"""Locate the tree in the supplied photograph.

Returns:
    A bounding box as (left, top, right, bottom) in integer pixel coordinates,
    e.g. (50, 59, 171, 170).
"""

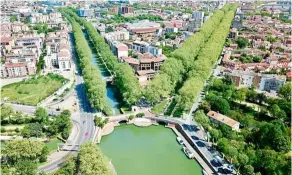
(0, 104, 14, 122)
(193, 110, 210, 127)
(255, 149, 286, 174)
(77, 142, 112, 175)
(236, 37, 249, 48)
(198, 101, 211, 113)
(105, 26, 114, 33)
(206, 95, 230, 114)
(21, 123, 43, 138)
(10, 15, 18, 22)
(209, 128, 220, 142)
(273, 135, 290, 152)
(246, 88, 257, 103)
(222, 75, 233, 85)
(3, 139, 45, 162)
(237, 153, 249, 166)
(54, 156, 76, 175)
(235, 88, 248, 102)
(242, 165, 254, 175)
(40, 146, 49, 162)
(35, 107, 48, 124)
(279, 82, 291, 101)
(269, 104, 281, 118)
(256, 93, 266, 105)
(14, 159, 37, 175)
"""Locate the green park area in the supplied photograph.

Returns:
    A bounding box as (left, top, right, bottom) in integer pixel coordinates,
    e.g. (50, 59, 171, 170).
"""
(45, 138, 63, 152)
(151, 100, 168, 115)
(1, 73, 67, 105)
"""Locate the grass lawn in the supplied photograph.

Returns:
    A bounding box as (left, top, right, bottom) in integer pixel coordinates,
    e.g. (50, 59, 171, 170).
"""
(173, 107, 184, 118)
(151, 100, 168, 115)
(2, 125, 25, 131)
(164, 99, 177, 116)
(45, 138, 63, 152)
(1, 73, 67, 105)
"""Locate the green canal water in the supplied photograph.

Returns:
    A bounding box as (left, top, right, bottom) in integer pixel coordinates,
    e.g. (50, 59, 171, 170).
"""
(99, 124, 202, 175)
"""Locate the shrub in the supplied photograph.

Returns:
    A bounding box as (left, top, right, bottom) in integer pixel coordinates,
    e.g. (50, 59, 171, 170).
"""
(1, 127, 6, 133)
(129, 114, 134, 120)
(136, 113, 145, 118)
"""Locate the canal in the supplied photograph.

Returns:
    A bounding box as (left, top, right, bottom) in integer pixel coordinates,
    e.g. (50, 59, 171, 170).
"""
(82, 31, 121, 115)
(99, 124, 202, 175)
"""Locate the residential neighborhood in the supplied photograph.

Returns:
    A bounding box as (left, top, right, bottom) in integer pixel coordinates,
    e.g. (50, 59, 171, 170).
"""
(0, 1, 291, 175)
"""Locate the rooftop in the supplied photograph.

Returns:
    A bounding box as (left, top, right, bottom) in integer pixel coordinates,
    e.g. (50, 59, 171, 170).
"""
(207, 111, 240, 129)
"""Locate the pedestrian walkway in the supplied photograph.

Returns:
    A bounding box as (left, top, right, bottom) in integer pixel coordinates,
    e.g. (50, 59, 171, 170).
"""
(167, 124, 214, 175)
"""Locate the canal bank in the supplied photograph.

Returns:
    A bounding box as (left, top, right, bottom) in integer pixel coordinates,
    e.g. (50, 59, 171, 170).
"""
(99, 124, 203, 175)
(82, 31, 121, 115)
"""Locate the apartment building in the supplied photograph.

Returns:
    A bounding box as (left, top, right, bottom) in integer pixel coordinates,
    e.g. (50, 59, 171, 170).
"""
(1, 54, 36, 78)
(192, 11, 205, 25)
(131, 41, 162, 56)
(15, 37, 42, 48)
(131, 41, 149, 53)
(119, 6, 134, 15)
(225, 70, 286, 92)
(108, 40, 128, 58)
(44, 31, 72, 72)
(30, 12, 62, 24)
(103, 30, 129, 41)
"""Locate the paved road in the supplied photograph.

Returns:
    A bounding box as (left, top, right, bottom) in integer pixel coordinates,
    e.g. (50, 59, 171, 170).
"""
(38, 32, 95, 173)
(5, 103, 61, 116)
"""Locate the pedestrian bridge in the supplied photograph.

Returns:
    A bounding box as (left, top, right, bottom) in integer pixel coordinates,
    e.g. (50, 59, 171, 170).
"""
(57, 144, 80, 152)
(103, 76, 113, 83)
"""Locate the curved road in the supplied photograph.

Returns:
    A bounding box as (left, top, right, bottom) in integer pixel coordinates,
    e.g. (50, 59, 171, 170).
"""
(38, 32, 96, 173)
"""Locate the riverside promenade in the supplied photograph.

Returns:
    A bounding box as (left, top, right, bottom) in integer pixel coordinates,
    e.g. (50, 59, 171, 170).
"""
(166, 124, 214, 175)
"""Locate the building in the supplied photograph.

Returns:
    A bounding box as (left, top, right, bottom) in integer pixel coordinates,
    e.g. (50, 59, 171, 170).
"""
(109, 41, 128, 58)
(207, 111, 240, 131)
(1, 54, 37, 78)
(30, 12, 62, 24)
(103, 30, 129, 41)
(165, 27, 178, 33)
(77, 8, 94, 17)
(119, 6, 134, 15)
(44, 31, 72, 73)
(15, 37, 42, 48)
(147, 45, 162, 56)
(120, 53, 166, 83)
(163, 20, 184, 29)
(109, 6, 119, 14)
(229, 28, 238, 39)
(131, 41, 149, 53)
(126, 20, 160, 35)
(0, 37, 15, 54)
(11, 22, 29, 33)
(192, 11, 204, 25)
(226, 70, 286, 92)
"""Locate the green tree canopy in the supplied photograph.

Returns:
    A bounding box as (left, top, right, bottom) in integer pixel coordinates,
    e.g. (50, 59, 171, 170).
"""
(3, 139, 45, 162)
(77, 142, 112, 175)
(279, 82, 291, 101)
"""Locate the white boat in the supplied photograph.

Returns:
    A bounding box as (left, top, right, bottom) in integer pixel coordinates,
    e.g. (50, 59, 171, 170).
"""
(183, 146, 194, 159)
(176, 137, 183, 145)
(202, 169, 209, 175)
